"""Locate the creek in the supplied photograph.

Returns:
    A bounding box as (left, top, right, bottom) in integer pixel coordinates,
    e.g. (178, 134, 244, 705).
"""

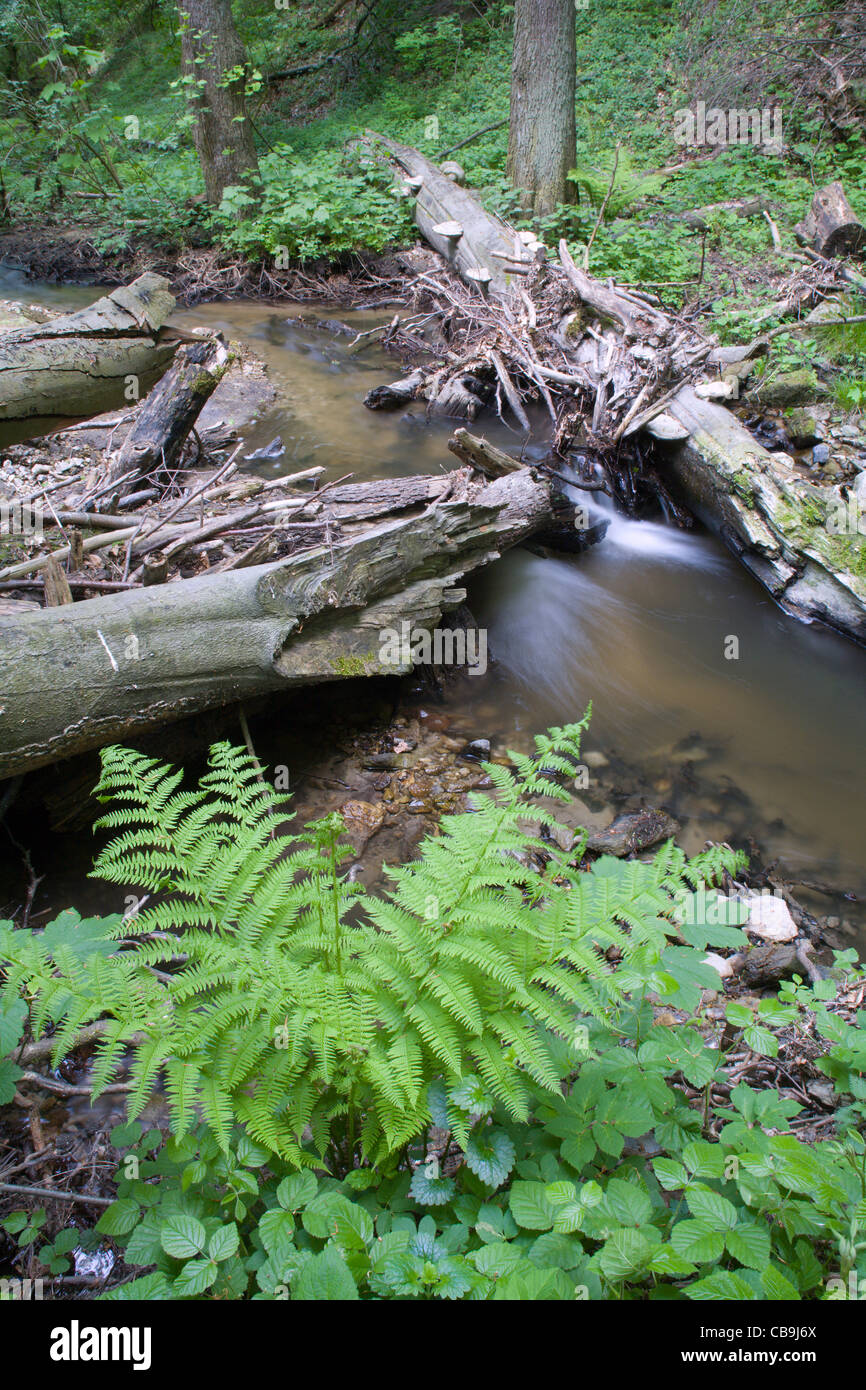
(2, 269, 864, 941)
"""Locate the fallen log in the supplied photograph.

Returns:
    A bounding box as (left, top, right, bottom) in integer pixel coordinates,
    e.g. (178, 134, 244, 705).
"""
(664, 385, 866, 641)
(795, 181, 866, 259)
(105, 334, 230, 496)
(0, 460, 568, 777)
(366, 133, 524, 300)
(0, 274, 178, 426)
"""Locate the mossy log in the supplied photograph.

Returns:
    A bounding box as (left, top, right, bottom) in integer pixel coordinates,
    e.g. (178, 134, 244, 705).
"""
(666, 386, 866, 641)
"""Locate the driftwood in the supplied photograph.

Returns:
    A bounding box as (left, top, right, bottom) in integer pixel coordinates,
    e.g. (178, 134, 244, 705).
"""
(0, 274, 178, 425)
(795, 181, 866, 259)
(359, 138, 866, 643)
(0, 457, 569, 777)
(105, 335, 230, 496)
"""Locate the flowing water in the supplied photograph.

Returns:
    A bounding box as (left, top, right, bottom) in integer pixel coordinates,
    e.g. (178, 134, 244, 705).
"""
(2, 270, 865, 933)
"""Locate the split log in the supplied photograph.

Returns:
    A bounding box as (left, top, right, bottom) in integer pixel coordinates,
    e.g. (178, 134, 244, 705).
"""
(664, 385, 866, 642)
(366, 133, 523, 300)
(795, 182, 866, 259)
(0, 274, 178, 426)
(0, 463, 567, 777)
(105, 335, 230, 496)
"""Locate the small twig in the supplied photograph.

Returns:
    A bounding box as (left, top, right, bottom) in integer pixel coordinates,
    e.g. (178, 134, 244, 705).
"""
(584, 143, 621, 270)
(0, 1182, 112, 1208)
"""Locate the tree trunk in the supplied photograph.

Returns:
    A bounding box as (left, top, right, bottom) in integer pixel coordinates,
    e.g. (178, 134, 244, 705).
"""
(178, 0, 260, 206)
(506, 0, 576, 217)
(794, 181, 866, 259)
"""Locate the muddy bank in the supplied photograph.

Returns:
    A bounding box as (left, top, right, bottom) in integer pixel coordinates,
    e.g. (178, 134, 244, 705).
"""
(0, 227, 410, 308)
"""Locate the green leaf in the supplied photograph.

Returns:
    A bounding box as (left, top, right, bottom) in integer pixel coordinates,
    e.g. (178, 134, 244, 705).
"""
(599, 1229, 653, 1280)
(208, 1223, 239, 1262)
(670, 1219, 725, 1264)
(173, 1257, 217, 1297)
(509, 1181, 555, 1231)
(472, 1240, 524, 1277)
(761, 1263, 800, 1300)
(293, 1249, 359, 1301)
(0, 1058, 22, 1105)
(159, 1214, 207, 1259)
(725, 1222, 771, 1270)
(409, 1168, 456, 1207)
(686, 1270, 757, 1300)
(0, 998, 27, 1054)
(744, 1024, 779, 1057)
(259, 1208, 296, 1259)
(653, 1158, 688, 1190)
(603, 1178, 653, 1228)
(464, 1129, 515, 1189)
(276, 1172, 317, 1212)
(450, 1075, 494, 1115)
(96, 1198, 140, 1237)
(528, 1231, 584, 1271)
(686, 1189, 738, 1231)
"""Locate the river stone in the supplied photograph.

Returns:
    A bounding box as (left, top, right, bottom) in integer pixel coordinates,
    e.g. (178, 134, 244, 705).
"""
(743, 893, 798, 941)
(784, 408, 822, 447)
(749, 368, 828, 408)
(585, 807, 679, 857)
(340, 798, 385, 852)
(812, 442, 830, 464)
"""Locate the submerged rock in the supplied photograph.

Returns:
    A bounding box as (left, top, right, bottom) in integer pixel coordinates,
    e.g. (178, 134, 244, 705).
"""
(585, 807, 679, 857)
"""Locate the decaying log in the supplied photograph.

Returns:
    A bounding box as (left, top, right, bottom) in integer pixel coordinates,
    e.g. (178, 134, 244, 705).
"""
(363, 367, 427, 410)
(366, 133, 524, 300)
(106, 335, 230, 496)
(41, 556, 73, 608)
(447, 428, 525, 477)
(0, 274, 178, 425)
(795, 181, 866, 259)
(0, 461, 568, 777)
(665, 385, 866, 641)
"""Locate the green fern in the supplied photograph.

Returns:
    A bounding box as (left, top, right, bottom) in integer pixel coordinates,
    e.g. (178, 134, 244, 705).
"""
(0, 718, 743, 1175)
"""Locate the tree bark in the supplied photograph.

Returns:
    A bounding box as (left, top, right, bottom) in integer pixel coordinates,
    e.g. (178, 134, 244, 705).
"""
(0, 274, 177, 426)
(0, 460, 567, 777)
(794, 181, 866, 259)
(507, 0, 576, 217)
(106, 335, 230, 495)
(178, 0, 260, 206)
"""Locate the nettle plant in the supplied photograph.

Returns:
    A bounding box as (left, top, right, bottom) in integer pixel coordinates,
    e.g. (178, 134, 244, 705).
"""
(3, 716, 865, 1299)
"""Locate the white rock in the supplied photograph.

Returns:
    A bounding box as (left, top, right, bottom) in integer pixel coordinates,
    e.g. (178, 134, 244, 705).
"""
(744, 893, 798, 941)
(703, 951, 735, 980)
(695, 378, 736, 400)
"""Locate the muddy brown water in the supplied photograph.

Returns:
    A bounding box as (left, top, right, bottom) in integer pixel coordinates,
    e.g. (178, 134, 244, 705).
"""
(2, 268, 865, 943)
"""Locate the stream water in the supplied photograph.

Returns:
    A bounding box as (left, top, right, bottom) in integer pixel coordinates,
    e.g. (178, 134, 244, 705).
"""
(2, 269, 865, 937)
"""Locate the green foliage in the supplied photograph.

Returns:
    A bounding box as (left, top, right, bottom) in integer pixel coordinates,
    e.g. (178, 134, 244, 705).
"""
(212, 144, 414, 262)
(2, 715, 732, 1175)
(3, 716, 866, 1300)
(394, 17, 463, 77)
